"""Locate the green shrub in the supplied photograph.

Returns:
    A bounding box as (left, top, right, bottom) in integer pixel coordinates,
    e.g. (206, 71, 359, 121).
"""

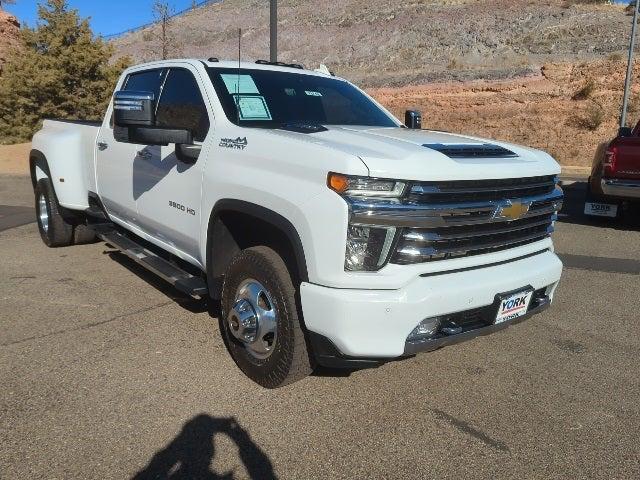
(0, 0, 131, 144)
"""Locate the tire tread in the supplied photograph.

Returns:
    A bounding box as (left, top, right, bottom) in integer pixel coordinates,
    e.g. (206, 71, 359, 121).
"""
(221, 246, 312, 388)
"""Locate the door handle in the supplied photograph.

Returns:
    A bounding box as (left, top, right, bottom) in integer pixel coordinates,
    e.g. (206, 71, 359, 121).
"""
(97, 141, 108, 151)
(137, 149, 153, 159)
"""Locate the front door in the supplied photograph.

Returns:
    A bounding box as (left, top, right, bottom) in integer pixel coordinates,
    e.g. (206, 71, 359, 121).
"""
(96, 122, 138, 225)
(133, 66, 212, 262)
(96, 68, 168, 227)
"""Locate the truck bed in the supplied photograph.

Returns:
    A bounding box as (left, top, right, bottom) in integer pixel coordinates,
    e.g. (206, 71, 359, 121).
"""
(31, 119, 102, 210)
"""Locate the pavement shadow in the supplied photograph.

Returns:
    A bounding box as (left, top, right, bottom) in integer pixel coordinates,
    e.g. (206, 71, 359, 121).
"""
(557, 181, 640, 231)
(132, 414, 278, 480)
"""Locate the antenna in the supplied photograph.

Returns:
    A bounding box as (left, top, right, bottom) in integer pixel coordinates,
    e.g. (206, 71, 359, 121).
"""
(236, 28, 241, 125)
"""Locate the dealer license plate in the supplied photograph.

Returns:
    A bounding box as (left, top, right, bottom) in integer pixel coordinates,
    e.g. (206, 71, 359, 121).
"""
(584, 202, 618, 218)
(495, 289, 534, 324)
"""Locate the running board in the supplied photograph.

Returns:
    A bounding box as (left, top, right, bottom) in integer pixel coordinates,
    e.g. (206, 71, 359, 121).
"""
(98, 230, 208, 298)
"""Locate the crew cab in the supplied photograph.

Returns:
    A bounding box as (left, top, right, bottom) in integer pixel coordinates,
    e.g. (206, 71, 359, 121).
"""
(585, 124, 640, 218)
(30, 59, 564, 388)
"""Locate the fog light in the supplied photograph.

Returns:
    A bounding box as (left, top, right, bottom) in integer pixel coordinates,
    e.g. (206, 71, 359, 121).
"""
(408, 317, 441, 341)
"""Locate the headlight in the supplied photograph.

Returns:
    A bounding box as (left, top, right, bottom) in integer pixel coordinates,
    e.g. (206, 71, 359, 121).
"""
(345, 224, 396, 271)
(328, 173, 404, 271)
(328, 173, 406, 198)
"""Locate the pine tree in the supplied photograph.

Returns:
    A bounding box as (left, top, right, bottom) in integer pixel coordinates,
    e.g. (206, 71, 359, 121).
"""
(0, 0, 130, 144)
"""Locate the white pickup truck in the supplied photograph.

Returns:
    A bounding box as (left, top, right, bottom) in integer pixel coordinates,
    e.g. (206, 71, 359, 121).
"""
(31, 59, 564, 388)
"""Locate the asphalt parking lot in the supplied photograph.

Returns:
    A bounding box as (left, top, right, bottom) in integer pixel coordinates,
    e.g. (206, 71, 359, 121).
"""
(1, 174, 639, 480)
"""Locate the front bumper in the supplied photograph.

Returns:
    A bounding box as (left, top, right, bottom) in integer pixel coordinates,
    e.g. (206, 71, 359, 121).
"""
(601, 178, 640, 199)
(300, 249, 562, 362)
(402, 293, 550, 355)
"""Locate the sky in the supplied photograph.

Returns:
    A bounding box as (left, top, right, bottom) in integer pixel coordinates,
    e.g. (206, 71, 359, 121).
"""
(3, 0, 204, 37)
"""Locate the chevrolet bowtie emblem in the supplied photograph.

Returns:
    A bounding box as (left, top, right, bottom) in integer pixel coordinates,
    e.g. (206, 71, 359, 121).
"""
(496, 201, 531, 221)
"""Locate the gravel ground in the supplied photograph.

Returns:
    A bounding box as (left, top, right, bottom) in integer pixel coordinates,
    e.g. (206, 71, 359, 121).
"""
(1, 175, 639, 479)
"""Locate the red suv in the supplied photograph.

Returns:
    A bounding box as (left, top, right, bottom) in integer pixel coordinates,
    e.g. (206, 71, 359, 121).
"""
(585, 124, 640, 218)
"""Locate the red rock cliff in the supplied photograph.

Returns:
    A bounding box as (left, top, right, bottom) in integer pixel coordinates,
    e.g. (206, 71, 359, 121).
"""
(0, 10, 20, 73)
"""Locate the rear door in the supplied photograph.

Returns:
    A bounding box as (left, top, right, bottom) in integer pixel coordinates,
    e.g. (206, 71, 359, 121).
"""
(617, 121, 640, 179)
(96, 68, 167, 225)
(133, 66, 212, 261)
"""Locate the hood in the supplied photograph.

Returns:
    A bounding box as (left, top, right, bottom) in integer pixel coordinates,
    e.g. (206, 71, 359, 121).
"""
(306, 126, 560, 181)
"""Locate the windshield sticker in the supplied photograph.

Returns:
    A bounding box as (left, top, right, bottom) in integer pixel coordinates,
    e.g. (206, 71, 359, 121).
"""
(285, 88, 296, 96)
(220, 74, 259, 95)
(305, 90, 323, 97)
(236, 95, 272, 120)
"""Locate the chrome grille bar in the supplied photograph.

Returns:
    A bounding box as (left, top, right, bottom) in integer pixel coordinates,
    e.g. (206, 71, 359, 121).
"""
(396, 227, 554, 262)
(346, 176, 562, 264)
(403, 214, 557, 242)
(349, 186, 563, 228)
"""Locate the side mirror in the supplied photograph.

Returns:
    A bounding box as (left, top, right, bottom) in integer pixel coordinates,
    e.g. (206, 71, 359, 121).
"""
(618, 126, 633, 138)
(128, 127, 193, 146)
(114, 91, 155, 127)
(405, 110, 422, 129)
(113, 90, 193, 147)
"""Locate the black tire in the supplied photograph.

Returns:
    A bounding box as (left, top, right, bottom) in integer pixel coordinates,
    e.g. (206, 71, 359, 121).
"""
(35, 178, 74, 247)
(73, 224, 98, 245)
(220, 246, 312, 388)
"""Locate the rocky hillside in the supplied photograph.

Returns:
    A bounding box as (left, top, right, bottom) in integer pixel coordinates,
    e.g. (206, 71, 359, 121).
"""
(113, 0, 631, 87)
(0, 10, 20, 74)
(371, 58, 639, 167)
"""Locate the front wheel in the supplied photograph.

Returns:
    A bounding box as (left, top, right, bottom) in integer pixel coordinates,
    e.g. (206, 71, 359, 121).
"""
(220, 246, 312, 388)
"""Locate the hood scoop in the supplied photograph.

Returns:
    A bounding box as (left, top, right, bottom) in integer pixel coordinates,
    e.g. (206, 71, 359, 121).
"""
(423, 143, 517, 159)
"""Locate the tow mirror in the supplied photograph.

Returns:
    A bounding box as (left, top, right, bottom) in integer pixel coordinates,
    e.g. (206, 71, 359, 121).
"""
(405, 110, 422, 129)
(618, 126, 633, 138)
(128, 127, 193, 146)
(113, 91, 155, 127)
(113, 90, 193, 147)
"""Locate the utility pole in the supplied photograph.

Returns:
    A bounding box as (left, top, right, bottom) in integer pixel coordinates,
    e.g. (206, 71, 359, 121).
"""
(621, 0, 640, 128)
(270, 0, 277, 62)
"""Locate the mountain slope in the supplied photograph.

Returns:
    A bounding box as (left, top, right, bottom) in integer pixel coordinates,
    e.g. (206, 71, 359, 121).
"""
(0, 10, 20, 74)
(113, 0, 631, 86)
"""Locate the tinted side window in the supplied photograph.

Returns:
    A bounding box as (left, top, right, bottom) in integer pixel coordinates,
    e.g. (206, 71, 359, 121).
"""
(124, 69, 166, 100)
(156, 69, 210, 142)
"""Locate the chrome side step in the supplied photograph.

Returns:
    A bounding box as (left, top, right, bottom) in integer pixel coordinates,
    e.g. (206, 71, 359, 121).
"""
(98, 230, 208, 298)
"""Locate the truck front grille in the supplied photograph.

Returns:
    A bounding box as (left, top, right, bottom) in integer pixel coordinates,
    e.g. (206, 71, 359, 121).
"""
(394, 176, 559, 263)
(348, 175, 563, 265)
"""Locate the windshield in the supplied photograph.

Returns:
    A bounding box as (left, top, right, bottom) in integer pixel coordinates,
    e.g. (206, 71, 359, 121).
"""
(207, 67, 399, 129)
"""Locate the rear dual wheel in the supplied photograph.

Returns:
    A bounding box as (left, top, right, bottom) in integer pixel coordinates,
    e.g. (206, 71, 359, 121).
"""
(220, 246, 312, 388)
(35, 178, 96, 247)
